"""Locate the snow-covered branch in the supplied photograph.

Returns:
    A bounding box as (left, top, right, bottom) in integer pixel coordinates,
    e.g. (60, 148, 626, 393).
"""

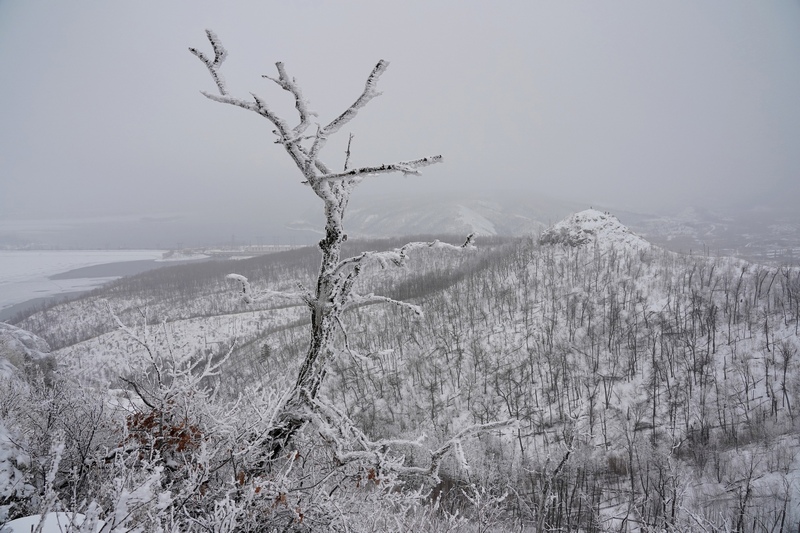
(308, 395, 515, 479)
(304, 60, 389, 169)
(343, 292, 423, 316)
(106, 302, 161, 385)
(226, 274, 313, 306)
(325, 60, 387, 136)
(263, 62, 318, 138)
(320, 155, 443, 182)
(394, 419, 518, 478)
(328, 236, 474, 316)
(335, 233, 476, 276)
(199, 91, 296, 150)
(188, 29, 228, 95)
(191, 32, 442, 187)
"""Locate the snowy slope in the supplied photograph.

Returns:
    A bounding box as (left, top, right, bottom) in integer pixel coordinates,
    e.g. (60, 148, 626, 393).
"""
(53, 306, 306, 389)
(3, 513, 105, 533)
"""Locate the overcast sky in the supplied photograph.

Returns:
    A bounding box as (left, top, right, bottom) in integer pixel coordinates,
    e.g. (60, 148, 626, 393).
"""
(1, 1, 799, 240)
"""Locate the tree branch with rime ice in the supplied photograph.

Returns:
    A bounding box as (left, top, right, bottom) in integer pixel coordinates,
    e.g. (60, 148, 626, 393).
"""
(188, 29, 228, 95)
(343, 292, 423, 316)
(308, 394, 516, 481)
(226, 274, 313, 307)
(316, 155, 443, 182)
(190, 32, 439, 185)
(191, 30, 502, 471)
(334, 233, 476, 276)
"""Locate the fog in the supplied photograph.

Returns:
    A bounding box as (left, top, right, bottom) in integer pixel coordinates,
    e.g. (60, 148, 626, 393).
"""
(1, 1, 799, 248)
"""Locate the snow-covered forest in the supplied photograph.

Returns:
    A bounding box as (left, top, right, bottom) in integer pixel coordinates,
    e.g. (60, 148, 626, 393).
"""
(3, 30, 800, 533)
(3, 209, 800, 531)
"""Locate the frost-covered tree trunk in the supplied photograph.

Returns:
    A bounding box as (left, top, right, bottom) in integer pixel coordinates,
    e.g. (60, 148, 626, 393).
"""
(191, 30, 481, 456)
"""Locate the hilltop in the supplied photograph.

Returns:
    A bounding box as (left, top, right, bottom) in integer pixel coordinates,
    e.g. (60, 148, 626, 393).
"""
(538, 208, 650, 249)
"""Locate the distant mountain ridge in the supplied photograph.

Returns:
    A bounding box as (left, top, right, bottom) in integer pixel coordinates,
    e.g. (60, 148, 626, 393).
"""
(290, 191, 799, 263)
(289, 190, 587, 239)
(3, 189, 797, 264)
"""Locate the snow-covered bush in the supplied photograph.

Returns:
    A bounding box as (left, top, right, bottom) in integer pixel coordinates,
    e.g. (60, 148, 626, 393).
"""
(0, 418, 34, 524)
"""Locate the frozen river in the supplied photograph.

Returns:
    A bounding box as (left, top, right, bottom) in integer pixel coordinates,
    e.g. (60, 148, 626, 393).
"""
(0, 250, 165, 320)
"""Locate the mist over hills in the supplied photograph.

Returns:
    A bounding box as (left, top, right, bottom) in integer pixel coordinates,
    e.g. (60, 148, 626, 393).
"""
(5, 191, 798, 266)
(289, 191, 800, 264)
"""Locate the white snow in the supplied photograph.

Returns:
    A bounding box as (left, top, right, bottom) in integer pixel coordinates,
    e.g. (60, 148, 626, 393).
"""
(2, 512, 105, 533)
(0, 250, 163, 311)
(55, 307, 306, 389)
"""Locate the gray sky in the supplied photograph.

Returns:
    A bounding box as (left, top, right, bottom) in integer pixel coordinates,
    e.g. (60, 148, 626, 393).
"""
(1, 1, 799, 243)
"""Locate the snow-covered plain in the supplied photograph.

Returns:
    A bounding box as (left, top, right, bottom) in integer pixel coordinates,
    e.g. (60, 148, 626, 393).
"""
(0, 250, 164, 313)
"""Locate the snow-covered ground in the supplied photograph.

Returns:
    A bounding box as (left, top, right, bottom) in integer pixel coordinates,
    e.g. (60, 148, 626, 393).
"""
(3, 512, 105, 533)
(0, 250, 164, 313)
(55, 306, 306, 389)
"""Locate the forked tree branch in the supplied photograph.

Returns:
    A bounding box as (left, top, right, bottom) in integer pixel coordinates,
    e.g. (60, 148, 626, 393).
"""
(263, 62, 318, 137)
(190, 31, 441, 185)
(189, 29, 229, 95)
(305, 60, 389, 170)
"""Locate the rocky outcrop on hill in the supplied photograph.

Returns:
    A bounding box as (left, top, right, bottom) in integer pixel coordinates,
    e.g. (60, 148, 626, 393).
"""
(0, 323, 55, 381)
(539, 209, 650, 249)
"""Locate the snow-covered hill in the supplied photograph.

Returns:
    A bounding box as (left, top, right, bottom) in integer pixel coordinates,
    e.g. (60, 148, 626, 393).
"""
(538, 209, 650, 249)
(314, 218, 800, 529)
(4, 210, 800, 530)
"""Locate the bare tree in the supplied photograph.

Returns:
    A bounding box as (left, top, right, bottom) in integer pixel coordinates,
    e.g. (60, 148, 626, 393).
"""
(191, 30, 484, 463)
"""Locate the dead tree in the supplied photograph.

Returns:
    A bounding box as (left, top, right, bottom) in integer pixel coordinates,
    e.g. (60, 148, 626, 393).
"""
(190, 30, 492, 466)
